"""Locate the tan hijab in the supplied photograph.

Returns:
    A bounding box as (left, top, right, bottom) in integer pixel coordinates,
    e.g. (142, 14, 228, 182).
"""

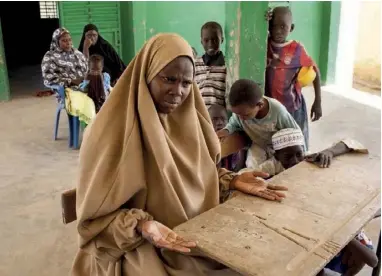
(76, 33, 221, 250)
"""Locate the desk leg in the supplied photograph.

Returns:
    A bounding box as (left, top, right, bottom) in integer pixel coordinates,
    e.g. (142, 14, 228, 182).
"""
(372, 230, 381, 276)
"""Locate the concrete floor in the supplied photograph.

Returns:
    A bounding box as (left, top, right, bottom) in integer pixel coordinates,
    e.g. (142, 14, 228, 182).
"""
(8, 65, 47, 99)
(0, 88, 380, 275)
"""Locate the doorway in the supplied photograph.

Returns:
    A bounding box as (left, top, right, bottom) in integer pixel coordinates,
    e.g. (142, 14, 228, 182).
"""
(0, 1, 59, 98)
(352, 1, 381, 95)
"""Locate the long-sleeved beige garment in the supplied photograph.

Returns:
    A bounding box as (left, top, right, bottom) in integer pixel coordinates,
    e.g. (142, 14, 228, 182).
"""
(71, 33, 240, 276)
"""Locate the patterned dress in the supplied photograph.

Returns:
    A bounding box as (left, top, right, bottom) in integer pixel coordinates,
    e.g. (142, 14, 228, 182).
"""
(41, 28, 88, 104)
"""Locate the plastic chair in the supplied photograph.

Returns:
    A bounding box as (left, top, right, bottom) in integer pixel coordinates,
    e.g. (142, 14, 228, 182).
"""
(48, 85, 80, 149)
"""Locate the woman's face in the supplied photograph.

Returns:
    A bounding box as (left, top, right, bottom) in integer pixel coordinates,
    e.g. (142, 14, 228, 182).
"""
(85, 30, 99, 45)
(148, 56, 194, 114)
(59, 33, 73, 52)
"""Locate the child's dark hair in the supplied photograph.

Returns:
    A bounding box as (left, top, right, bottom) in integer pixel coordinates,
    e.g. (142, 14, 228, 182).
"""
(201, 21, 223, 37)
(89, 54, 104, 65)
(229, 79, 263, 107)
(87, 54, 105, 113)
(272, 6, 293, 20)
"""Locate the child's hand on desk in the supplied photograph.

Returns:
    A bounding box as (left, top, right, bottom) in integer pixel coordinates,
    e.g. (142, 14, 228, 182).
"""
(305, 150, 334, 168)
(230, 171, 288, 202)
(216, 129, 229, 142)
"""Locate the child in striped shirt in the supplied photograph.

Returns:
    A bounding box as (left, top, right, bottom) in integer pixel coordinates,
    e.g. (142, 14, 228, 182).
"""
(195, 21, 227, 109)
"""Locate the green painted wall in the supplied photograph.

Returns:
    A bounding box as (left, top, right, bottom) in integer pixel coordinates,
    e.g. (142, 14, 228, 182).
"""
(239, 1, 269, 85)
(0, 19, 10, 101)
(120, 1, 135, 63)
(120, 1, 226, 63)
(289, 1, 323, 67)
(287, 1, 341, 84)
(0, 1, 342, 101)
(325, 1, 341, 84)
(224, 1, 241, 96)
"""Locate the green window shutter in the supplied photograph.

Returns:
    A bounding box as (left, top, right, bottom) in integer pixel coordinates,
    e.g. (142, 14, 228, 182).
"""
(58, 1, 122, 56)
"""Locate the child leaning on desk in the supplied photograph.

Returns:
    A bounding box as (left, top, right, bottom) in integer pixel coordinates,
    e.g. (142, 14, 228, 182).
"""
(235, 128, 378, 275)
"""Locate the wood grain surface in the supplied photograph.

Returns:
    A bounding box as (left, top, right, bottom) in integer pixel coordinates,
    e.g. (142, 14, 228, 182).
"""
(174, 154, 381, 276)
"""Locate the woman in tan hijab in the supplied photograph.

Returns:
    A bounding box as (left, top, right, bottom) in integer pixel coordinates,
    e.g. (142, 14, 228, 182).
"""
(72, 33, 287, 276)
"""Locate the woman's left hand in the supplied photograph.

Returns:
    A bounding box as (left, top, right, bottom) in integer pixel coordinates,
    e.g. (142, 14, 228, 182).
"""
(231, 171, 288, 202)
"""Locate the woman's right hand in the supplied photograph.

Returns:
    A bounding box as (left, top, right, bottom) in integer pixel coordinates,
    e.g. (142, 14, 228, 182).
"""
(138, 220, 197, 253)
(84, 37, 93, 49)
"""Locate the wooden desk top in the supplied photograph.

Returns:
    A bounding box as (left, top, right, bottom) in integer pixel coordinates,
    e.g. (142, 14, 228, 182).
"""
(175, 154, 381, 276)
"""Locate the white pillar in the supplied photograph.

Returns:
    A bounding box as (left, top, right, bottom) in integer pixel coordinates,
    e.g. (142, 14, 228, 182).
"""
(334, 0, 360, 90)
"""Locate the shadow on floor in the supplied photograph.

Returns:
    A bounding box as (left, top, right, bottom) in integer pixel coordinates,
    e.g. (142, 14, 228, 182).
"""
(8, 64, 46, 99)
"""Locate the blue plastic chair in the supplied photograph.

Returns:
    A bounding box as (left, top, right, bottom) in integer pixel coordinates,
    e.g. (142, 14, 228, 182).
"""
(48, 85, 80, 149)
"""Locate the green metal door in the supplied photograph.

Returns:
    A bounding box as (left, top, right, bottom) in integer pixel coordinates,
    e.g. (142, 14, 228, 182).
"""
(58, 1, 122, 56)
(0, 18, 10, 101)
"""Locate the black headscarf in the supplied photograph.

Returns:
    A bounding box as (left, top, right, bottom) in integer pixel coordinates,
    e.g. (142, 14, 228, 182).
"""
(79, 24, 126, 84)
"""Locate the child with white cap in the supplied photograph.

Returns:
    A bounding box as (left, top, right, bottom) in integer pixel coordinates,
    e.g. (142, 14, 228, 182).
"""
(238, 128, 377, 275)
(239, 128, 369, 177)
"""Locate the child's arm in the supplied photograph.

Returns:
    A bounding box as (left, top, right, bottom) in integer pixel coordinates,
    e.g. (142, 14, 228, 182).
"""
(345, 238, 378, 268)
(305, 142, 349, 168)
(78, 78, 90, 91)
(305, 139, 368, 168)
(217, 113, 243, 139)
(298, 43, 322, 122)
(311, 69, 322, 122)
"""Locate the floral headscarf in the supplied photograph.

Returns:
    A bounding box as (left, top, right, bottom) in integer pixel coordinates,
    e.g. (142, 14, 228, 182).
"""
(50, 27, 70, 51)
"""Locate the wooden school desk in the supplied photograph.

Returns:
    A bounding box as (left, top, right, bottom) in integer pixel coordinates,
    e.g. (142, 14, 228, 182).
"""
(175, 153, 381, 276)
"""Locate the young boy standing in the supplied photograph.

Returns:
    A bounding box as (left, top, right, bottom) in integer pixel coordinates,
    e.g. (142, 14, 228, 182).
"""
(195, 21, 227, 109)
(217, 79, 301, 171)
(266, 6, 322, 149)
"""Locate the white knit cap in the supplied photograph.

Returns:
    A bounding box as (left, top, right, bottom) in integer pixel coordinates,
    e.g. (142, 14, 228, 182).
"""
(272, 128, 305, 151)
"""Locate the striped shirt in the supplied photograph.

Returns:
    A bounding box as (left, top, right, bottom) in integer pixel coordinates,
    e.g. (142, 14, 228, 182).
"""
(265, 40, 317, 113)
(195, 55, 227, 109)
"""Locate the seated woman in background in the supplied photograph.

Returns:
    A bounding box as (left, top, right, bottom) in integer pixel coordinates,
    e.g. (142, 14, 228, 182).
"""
(41, 28, 88, 104)
(78, 24, 126, 85)
(79, 54, 111, 113)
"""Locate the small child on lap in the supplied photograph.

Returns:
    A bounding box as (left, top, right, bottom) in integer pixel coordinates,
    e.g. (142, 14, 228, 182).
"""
(265, 6, 323, 149)
(79, 54, 111, 113)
